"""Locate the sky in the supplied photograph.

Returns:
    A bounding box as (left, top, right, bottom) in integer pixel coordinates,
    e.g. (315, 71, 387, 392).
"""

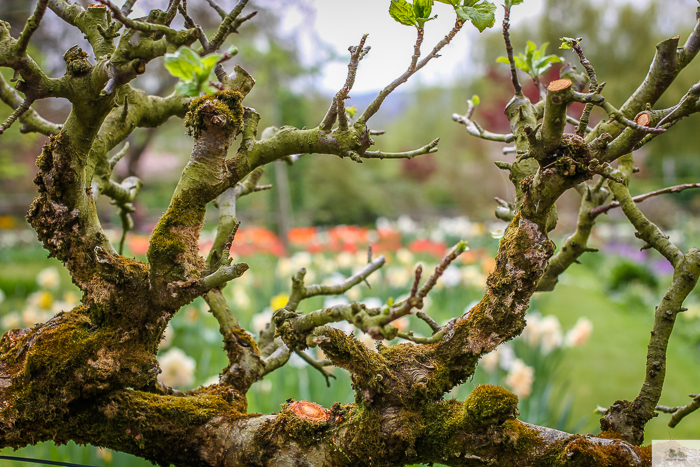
(278, 0, 546, 94)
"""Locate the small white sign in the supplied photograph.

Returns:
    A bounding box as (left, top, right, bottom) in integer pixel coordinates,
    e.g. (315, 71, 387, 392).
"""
(652, 440, 700, 466)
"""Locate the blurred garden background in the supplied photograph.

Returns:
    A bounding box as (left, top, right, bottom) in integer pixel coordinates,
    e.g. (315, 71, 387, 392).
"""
(2, 0, 700, 465)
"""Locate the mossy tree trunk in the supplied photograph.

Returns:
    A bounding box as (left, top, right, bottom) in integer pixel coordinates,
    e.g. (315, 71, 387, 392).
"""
(0, 1, 700, 466)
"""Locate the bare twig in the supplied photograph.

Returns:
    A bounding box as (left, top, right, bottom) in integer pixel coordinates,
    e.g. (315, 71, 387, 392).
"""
(0, 98, 34, 135)
(656, 394, 700, 428)
(16, 0, 50, 55)
(566, 115, 593, 133)
(357, 19, 464, 126)
(320, 35, 370, 131)
(285, 256, 386, 311)
(416, 311, 440, 333)
(452, 112, 515, 143)
(591, 183, 700, 218)
(363, 137, 439, 159)
(294, 350, 336, 387)
(502, 5, 522, 96)
(121, 0, 137, 16)
(209, 0, 249, 50)
(96, 0, 191, 41)
(205, 0, 227, 19)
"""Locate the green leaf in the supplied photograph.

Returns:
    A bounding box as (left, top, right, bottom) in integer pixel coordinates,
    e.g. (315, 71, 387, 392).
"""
(559, 37, 582, 50)
(200, 53, 223, 76)
(505, 0, 525, 6)
(435, 0, 459, 4)
(513, 56, 529, 73)
(454, 240, 469, 254)
(496, 56, 511, 65)
(389, 0, 417, 26)
(525, 40, 536, 56)
(416, 15, 437, 28)
(165, 46, 228, 96)
(470, 95, 480, 106)
(456, 0, 496, 32)
(497, 40, 563, 79)
(346, 106, 357, 118)
(532, 54, 563, 76)
(175, 80, 201, 98)
(164, 47, 201, 81)
(413, 0, 433, 20)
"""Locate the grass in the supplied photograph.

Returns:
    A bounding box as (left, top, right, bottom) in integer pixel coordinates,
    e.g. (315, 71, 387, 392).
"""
(535, 257, 700, 441)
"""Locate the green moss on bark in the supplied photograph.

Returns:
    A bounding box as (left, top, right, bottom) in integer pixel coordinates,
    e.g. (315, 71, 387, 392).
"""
(184, 91, 244, 139)
(464, 384, 519, 427)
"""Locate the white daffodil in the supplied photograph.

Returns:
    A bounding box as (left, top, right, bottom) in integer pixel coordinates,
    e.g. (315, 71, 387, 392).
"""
(158, 348, 196, 389)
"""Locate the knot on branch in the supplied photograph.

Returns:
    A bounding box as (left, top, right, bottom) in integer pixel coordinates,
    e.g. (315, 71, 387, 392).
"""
(63, 46, 92, 76)
(599, 399, 648, 445)
(184, 91, 244, 138)
(543, 133, 592, 178)
(272, 308, 306, 350)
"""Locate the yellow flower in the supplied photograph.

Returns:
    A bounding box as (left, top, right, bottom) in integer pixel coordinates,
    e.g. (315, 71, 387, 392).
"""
(28, 290, 53, 310)
(270, 293, 289, 310)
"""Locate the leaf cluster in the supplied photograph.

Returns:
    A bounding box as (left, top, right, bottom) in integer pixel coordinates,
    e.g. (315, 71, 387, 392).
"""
(390, 0, 497, 32)
(497, 41, 563, 79)
(559, 36, 583, 50)
(164, 46, 237, 97)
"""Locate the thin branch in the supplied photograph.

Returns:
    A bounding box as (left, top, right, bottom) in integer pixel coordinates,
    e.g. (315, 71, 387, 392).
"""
(357, 19, 464, 126)
(95, 0, 191, 41)
(608, 155, 683, 267)
(536, 184, 607, 292)
(397, 326, 449, 344)
(656, 394, 700, 428)
(417, 241, 468, 299)
(200, 262, 249, 290)
(452, 112, 515, 143)
(109, 142, 130, 170)
(416, 311, 440, 333)
(209, 0, 249, 50)
(16, 0, 50, 55)
(163, 0, 181, 26)
(287, 241, 467, 342)
(591, 183, 700, 218)
(566, 115, 593, 133)
(571, 91, 666, 135)
(121, 0, 137, 16)
(286, 256, 386, 311)
(205, 0, 227, 19)
(363, 137, 439, 159)
(261, 340, 291, 376)
(320, 35, 370, 131)
(294, 350, 336, 387)
(0, 97, 34, 135)
(178, 4, 210, 53)
(568, 38, 598, 90)
(230, 11, 257, 34)
(502, 5, 522, 96)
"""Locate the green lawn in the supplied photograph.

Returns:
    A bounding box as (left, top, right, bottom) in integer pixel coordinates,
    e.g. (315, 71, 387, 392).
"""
(535, 263, 700, 441)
